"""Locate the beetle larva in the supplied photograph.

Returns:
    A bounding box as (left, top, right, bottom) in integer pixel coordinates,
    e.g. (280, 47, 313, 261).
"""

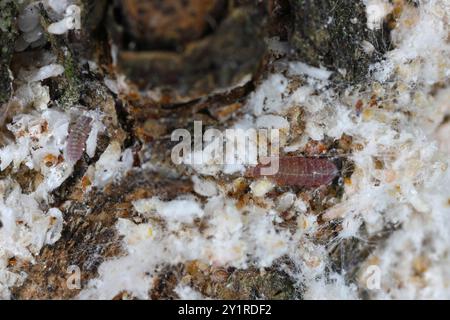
(66, 115, 93, 163)
(246, 156, 339, 188)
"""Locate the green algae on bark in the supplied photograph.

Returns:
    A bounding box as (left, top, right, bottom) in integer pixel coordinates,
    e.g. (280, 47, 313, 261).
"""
(0, 0, 18, 106)
(288, 0, 391, 83)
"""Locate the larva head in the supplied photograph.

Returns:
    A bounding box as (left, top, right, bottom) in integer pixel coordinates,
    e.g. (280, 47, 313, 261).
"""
(315, 158, 339, 186)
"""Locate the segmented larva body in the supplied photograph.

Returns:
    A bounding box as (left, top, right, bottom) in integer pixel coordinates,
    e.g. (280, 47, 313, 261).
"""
(66, 116, 93, 163)
(246, 157, 339, 188)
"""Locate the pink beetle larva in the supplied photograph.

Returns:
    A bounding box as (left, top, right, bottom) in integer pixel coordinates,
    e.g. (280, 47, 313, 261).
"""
(66, 115, 93, 163)
(246, 156, 339, 188)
